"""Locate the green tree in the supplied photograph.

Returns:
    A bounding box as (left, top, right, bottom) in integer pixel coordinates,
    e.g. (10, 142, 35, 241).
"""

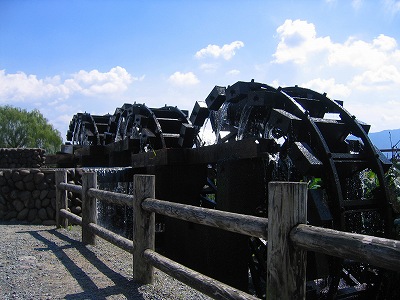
(0, 105, 62, 154)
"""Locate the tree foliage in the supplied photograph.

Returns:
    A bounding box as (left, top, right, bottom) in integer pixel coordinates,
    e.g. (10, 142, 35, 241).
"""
(0, 105, 62, 154)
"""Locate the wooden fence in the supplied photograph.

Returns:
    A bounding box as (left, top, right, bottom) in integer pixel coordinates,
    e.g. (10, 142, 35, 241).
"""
(55, 170, 400, 300)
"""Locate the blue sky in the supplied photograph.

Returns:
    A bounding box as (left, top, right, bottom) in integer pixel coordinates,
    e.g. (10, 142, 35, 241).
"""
(1, 0, 400, 141)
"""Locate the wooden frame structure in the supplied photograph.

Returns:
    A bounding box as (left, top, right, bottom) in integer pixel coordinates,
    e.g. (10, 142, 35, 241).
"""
(55, 170, 400, 299)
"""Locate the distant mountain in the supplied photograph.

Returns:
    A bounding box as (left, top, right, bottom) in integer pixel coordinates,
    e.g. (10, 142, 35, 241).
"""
(368, 129, 400, 150)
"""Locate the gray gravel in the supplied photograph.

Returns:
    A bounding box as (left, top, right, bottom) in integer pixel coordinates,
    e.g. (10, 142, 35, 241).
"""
(0, 221, 212, 300)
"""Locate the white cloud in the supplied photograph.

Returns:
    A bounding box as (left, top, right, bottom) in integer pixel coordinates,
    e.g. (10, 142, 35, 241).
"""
(274, 20, 400, 69)
(199, 63, 219, 73)
(226, 69, 240, 76)
(328, 34, 398, 69)
(271, 19, 400, 131)
(273, 19, 332, 64)
(302, 78, 351, 98)
(0, 66, 135, 102)
(352, 0, 363, 10)
(270, 80, 281, 88)
(273, 19, 400, 91)
(350, 65, 400, 90)
(383, 0, 400, 16)
(0, 71, 63, 101)
(195, 41, 244, 60)
(71, 66, 133, 96)
(346, 101, 400, 132)
(328, 35, 400, 89)
(168, 71, 199, 85)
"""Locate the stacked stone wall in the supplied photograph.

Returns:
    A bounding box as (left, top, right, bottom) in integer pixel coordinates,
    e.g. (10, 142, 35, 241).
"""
(0, 168, 83, 225)
(0, 148, 45, 168)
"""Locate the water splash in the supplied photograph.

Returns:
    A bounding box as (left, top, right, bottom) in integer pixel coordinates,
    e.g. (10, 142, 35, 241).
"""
(267, 152, 294, 181)
(237, 105, 253, 141)
(115, 116, 123, 142)
(214, 102, 230, 143)
(198, 118, 215, 146)
(84, 167, 133, 238)
(263, 124, 286, 146)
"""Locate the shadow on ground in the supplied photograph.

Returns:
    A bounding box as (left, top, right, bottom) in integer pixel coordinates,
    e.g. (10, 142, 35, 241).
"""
(24, 227, 144, 300)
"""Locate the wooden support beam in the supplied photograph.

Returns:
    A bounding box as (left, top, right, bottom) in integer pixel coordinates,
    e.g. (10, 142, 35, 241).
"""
(87, 188, 133, 207)
(58, 182, 83, 195)
(290, 224, 400, 272)
(82, 172, 97, 245)
(60, 208, 82, 225)
(131, 138, 277, 168)
(60, 209, 133, 253)
(142, 198, 268, 239)
(132, 148, 184, 168)
(143, 249, 259, 300)
(187, 138, 277, 164)
(55, 170, 68, 228)
(133, 174, 155, 284)
(267, 182, 308, 300)
(87, 222, 134, 254)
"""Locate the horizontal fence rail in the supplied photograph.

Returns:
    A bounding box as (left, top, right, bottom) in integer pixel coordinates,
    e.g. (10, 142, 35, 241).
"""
(290, 223, 400, 272)
(143, 249, 259, 300)
(87, 221, 134, 253)
(87, 188, 134, 207)
(57, 179, 134, 207)
(58, 182, 82, 194)
(59, 207, 134, 253)
(59, 208, 82, 225)
(142, 198, 268, 239)
(54, 170, 400, 300)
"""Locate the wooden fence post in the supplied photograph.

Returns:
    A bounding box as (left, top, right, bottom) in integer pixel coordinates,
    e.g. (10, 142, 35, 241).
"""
(82, 172, 97, 245)
(133, 174, 155, 284)
(55, 170, 68, 228)
(267, 181, 308, 300)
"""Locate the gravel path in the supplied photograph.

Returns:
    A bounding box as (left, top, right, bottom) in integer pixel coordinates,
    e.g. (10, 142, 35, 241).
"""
(0, 221, 212, 300)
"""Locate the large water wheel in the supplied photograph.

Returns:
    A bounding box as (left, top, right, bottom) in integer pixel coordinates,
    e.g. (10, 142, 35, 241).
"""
(190, 80, 395, 299)
(65, 80, 396, 298)
(67, 104, 194, 152)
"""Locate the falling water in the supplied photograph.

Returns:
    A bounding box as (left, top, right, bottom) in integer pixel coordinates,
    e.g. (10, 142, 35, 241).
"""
(114, 116, 124, 142)
(262, 124, 294, 181)
(198, 118, 215, 146)
(263, 123, 286, 146)
(237, 105, 253, 141)
(83, 167, 134, 238)
(213, 102, 230, 143)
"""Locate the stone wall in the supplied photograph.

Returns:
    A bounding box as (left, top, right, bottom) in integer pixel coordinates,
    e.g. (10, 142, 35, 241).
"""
(0, 168, 83, 225)
(0, 148, 46, 168)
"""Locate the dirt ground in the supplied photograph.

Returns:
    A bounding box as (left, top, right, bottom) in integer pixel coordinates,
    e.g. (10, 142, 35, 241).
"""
(0, 221, 211, 300)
